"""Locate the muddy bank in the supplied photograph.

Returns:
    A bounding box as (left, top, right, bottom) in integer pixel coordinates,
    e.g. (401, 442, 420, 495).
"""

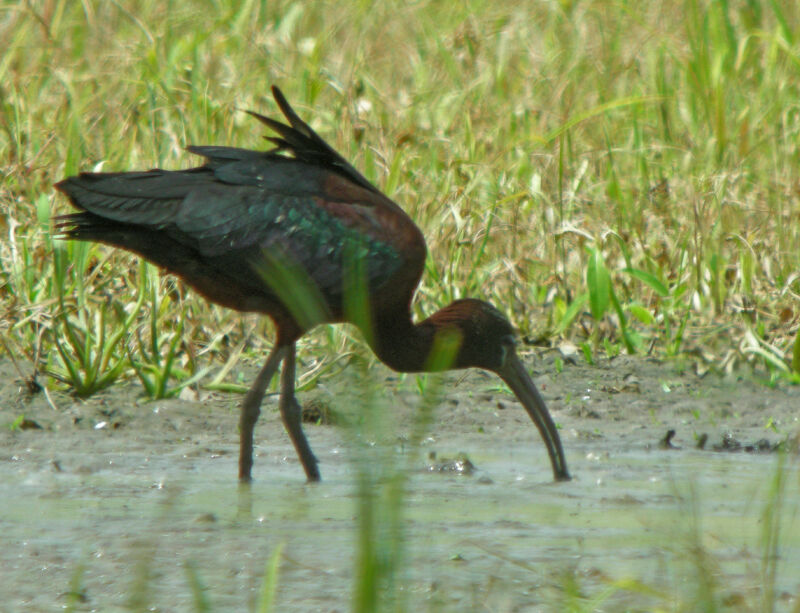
(2, 354, 799, 611)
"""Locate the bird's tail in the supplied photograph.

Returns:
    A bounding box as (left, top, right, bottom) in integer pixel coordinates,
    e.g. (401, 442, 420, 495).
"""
(53, 212, 121, 243)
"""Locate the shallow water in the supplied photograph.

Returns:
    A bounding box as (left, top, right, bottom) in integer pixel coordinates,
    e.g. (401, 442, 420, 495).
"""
(2, 355, 799, 611)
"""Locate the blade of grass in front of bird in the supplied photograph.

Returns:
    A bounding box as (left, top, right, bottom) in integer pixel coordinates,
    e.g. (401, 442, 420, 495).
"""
(183, 560, 212, 613)
(255, 543, 284, 613)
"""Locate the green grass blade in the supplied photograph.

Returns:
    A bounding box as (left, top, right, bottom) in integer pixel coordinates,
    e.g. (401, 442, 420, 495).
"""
(586, 247, 610, 321)
(255, 543, 284, 613)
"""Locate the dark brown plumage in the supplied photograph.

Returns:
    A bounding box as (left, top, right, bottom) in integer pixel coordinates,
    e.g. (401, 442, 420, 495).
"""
(55, 86, 570, 483)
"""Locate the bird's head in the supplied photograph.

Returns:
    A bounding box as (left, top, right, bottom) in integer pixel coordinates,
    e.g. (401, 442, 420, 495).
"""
(426, 298, 517, 371)
(428, 298, 570, 481)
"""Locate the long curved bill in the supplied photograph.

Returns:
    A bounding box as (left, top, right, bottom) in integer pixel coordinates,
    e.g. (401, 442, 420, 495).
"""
(498, 353, 570, 481)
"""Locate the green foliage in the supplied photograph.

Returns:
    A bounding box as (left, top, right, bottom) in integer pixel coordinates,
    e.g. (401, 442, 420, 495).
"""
(63, 564, 87, 613)
(586, 247, 610, 323)
(128, 264, 207, 399)
(2, 0, 800, 386)
(792, 330, 800, 375)
(7, 414, 25, 431)
(184, 561, 212, 613)
(49, 243, 145, 396)
(255, 543, 284, 613)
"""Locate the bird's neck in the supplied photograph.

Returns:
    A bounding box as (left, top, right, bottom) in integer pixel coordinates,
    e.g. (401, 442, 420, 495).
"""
(367, 307, 441, 373)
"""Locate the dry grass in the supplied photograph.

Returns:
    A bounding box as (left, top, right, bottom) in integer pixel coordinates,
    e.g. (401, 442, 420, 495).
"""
(2, 1, 800, 393)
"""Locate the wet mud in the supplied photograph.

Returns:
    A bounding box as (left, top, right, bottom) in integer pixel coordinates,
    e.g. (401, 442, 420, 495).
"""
(2, 353, 799, 611)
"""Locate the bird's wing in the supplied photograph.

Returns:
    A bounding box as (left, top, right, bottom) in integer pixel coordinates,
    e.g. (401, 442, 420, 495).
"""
(245, 86, 378, 194)
(55, 87, 426, 310)
(55, 158, 405, 305)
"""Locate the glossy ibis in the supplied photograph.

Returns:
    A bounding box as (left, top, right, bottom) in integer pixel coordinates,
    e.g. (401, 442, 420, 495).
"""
(55, 86, 570, 483)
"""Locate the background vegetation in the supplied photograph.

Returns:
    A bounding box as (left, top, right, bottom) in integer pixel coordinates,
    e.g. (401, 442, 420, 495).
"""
(0, 0, 800, 393)
(2, 0, 800, 389)
(1, 0, 800, 610)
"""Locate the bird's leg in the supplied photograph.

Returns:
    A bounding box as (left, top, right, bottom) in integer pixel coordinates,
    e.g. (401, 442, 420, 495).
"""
(239, 344, 287, 482)
(279, 344, 321, 481)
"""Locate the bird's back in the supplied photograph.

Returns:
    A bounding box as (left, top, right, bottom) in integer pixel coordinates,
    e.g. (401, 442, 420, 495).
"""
(56, 88, 427, 337)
